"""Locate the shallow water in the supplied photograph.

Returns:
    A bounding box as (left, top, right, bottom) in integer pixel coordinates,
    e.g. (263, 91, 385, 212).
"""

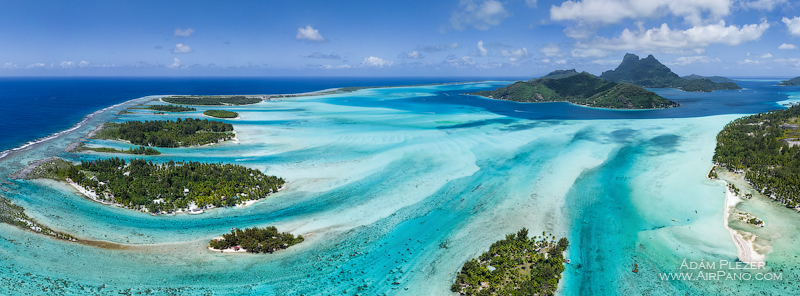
(0, 80, 798, 295)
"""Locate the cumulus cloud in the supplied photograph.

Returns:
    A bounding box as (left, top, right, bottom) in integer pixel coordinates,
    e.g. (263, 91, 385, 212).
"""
(573, 20, 770, 57)
(737, 59, 762, 65)
(79, 60, 89, 67)
(741, 0, 787, 10)
(304, 52, 341, 59)
(501, 48, 528, 61)
(309, 64, 352, 69)
(571, 48, 609, 58)
(172, 43, 193, 53)
(3, 62, 18, 69)
(296, 26, 326, 42)
(417, 43, 459, 52)
(26, 63, 45, 69)
(59, 61, 75, 68)
(669, 56, 721, 65)
(477, 40, 489, 56)
(170, 58, 181, 68)
(775, 58, 800, 67)
(398, 51, 424, 59)
(362, 56, 393, 68)
(526, 0, 538, 8)
(450, 0, 510, 30)
(540, 43, 562, 57)
(759, 53, 772, 58)
(550, 0, 731, 26)
(779, 43, 798, 49)
(783, 17, 800, 36)
(443, 54, 477, 67)
(591, 59, 622, 65)
(174, 28, 195, 37)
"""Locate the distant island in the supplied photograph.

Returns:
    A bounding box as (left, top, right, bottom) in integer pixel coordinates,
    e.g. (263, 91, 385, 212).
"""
(95, 118, 234, 148)
(162, 95, 261, 106)
(470, 71, 679, 109)
(26, 157, 285, 214)
(145, 105, 196, 112)
(600, 53, 742, 92)
(80, 145, 161, 155)
(682, 74, 736, 82)
(451, 228, 569, 295)
(209, 226, 303, 253)
(713, 105, 800, 208)
(778, 76, 800, 86)
(204, 110, 239, 118)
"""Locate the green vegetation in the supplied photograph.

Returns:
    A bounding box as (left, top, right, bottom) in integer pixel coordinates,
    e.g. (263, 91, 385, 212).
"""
(682, 74, 736, 82)
(599, 53, 742, 92)
(40, 157, 284, 214)
(713, 105, 800, 207)
(96, 118, 234, 148)
(209, 226, 303, 253)
(203, 110, 239, 118)
(471, 72, 679, 109)
(537, 69, 579, 80)
(162, 96, 261, 106)
(451, 228, 569, 296)
(81, 145, 161, 155)
(145, 105, 196, 112)
(778, 76, 800, 86)
(707, 166, 718, 179)
(0, 195, 77, 241)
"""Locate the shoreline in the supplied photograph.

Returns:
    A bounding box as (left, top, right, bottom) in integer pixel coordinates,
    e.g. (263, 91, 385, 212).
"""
(468, 94, 679, 111)
(717, 177, 766, 263)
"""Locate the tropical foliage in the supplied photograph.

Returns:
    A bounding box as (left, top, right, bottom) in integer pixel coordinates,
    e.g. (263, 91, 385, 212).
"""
(52, 157, 285, 214)
(778, 76, 800, 86)
(713, 105, 800, 207)
(81, 145, 161, 155)
(599, 53, 741, 92)
(203, 110, 239, 118)
(472, 72, 679, 109)
(451, 228, 569, 296)
(145, 105, 196, 112)
(682, 74, 736, 82)
(209, 226, 303, 253)
(96, 118, 234, 147)
(162, 96, 261, 105)
(537, 69, 579, 80)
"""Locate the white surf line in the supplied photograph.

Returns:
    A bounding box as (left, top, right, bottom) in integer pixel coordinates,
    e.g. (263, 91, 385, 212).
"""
(0, 98, 146, 160)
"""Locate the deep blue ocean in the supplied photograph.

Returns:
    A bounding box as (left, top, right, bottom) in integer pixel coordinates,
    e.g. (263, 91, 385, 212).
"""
(0, 77, 531, 153)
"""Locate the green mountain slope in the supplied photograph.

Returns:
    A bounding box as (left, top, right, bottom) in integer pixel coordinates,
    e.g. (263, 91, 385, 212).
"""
(682, 74, 736, 82)
(778, 76, 800, 86)
(537, 69, 579, 80)
(599, 53, 741, 92)
(471, 72, 679, 109)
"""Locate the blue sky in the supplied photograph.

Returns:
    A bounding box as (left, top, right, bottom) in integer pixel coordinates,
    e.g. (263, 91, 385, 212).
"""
(2, 0, 800, 77)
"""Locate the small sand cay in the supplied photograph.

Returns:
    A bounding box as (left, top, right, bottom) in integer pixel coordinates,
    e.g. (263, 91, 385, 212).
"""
(722, 181, 766, 263)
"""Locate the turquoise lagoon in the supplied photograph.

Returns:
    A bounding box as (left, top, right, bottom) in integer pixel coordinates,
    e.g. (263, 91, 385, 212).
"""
(0, 80, 799, 295)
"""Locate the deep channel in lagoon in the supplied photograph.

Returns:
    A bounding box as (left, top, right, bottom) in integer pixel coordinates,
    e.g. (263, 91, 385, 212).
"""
(1, 80, 800, 295)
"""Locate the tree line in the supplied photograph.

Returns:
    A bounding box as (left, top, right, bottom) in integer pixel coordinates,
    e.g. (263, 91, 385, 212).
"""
(96, 118, 234, 147)
(451, 228, 569, 296)
(162, 96, 261, 106)
(146, 105, 196, 112)
(209, 226, 303, 253)
(204, 110, 239, 118)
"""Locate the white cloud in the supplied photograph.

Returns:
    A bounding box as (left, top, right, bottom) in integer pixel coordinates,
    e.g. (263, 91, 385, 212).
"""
(783, 16, 800, 36)
(477, 40, 489, 56)
(574, 20, 770, 56)
(501, 48, 528, 61)
(737, 59, 763, 65)
(779, 43, 797, 49)
(3, 62, 18, 69)
(296, 26, 326, 42)
(555, 59, 567, 65)
(775, 58, 800, 67)
(174, 28, 195, 37)
(79, 60, 89, 67)
(172, 43, 193, 54)
(450, 0, 510, 30)
(571, 48, 609, 58)
(526, 0, 538, 8)
(170, 58, 181, 68)
(310, 64, 352, 69)
(741, 0, 786, 10)
(26, 63, 45, 69)
(444, 54, 477, 67)
(362, 56, 393, 68)
(398, 51, 424, 59)
(759, 53, 772, 58)
(669, 56, 721, 65)
(59, 61, 75, 68)
(540, 43, 562, 57)
(550, 0, 732, 26)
